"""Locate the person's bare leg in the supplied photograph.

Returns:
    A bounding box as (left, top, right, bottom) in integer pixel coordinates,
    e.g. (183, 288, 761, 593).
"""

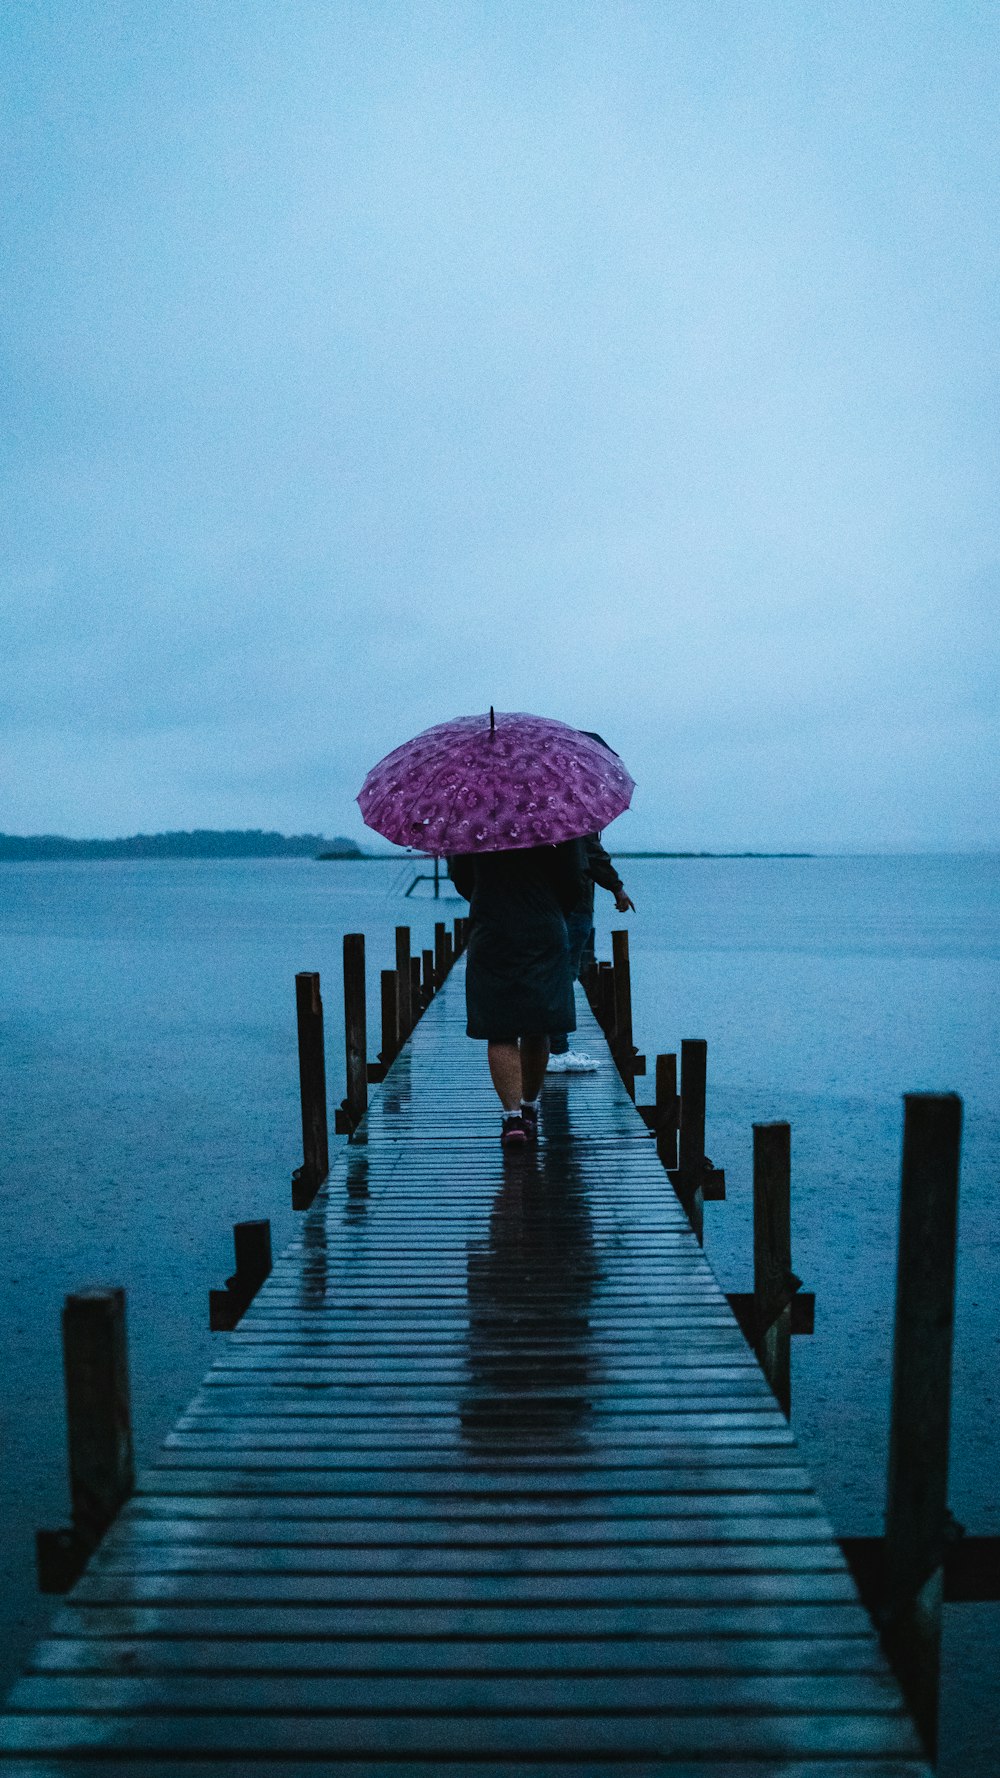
(487, 1041, 522, 1112)
(519, 1035, 550, 1103)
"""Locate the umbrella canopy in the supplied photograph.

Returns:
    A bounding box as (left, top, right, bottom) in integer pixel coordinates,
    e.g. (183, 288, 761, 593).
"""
(358, 710, 634, 855)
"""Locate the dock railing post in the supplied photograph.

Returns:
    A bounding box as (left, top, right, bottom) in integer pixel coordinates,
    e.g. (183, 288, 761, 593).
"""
(881, 1091, 962, 1761)
(36, 1286, 135, 1592)
(292, 971, 329, 1207)
(64, 1286, 134, 1547)
(395, 926, 413, 1039)
(209, 1219, 273, 1330)
(752, 1123, 793, 1416)
(611, 929, 635, 1098)
(380, 967, 400, 1070)
(597, 961, 615, 1042)
(655, 1053, 679, 1169)
(434, 921, 447, 988)
(675, 1038, 707, 1243)
(422, 948, 435, 1005)
(343, 932, 368, 1133)
(410, 954, 422, 1019)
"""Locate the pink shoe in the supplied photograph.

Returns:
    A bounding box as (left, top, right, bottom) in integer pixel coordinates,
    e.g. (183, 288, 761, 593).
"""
(501, 1113, 529, 1150)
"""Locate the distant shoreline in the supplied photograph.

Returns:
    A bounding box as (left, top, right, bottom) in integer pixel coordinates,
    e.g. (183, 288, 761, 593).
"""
(0, 830, 362, 862)
(6, 834, 988, 863)
(0, 830, 813, 864)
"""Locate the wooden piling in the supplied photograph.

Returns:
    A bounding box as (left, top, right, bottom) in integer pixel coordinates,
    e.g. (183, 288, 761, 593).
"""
(64, 1286, 134, 1546)
(422, 948, 435, 1005)
(379, 967, 399, 1070)
(292, 971, 328, 1207)
(655, 1053, 679, 1169)
(395, 926, 412, 1039)
(209, 1219, 273, 1331)
(343, 933, 368, 1132)
(410, 954, 422, 1019)
(881, 1091, 963, 1760)
(676, 1038, 707, 1243)
(611, 929, 635, 1098)
(443, 930, 454, 975)
(36, 1287, 135, 1591)
(434, 922, 448, 988)
(597, 960, 615, 1041)
(752, 1123, 793, 1416)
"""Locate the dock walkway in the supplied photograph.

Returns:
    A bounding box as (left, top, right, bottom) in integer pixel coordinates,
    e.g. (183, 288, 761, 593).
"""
(0, 963, 930, 1774)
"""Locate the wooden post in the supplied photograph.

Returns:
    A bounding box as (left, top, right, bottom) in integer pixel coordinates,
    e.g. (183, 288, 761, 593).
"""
(611, 929, 635, 1098)
(343, 933, 368, 1131)
(655, 1053, 679, 1169)
(410, 954, 422, 1018)
(753, 1123, 793, 1416)
(209, 1219, 273, 1330)
(434, 921, 448, 988)
(677, 1037, 707, 1243)
(443, 930, 454, 974)
(64, 1287, 134, 1547)
(233, 1219, 271, 1292)
(453, 916, 464, 954)
(422, 948, 435, 1004)
(380, 967, 399, 1067)
(395, 926, 412, 1038)
(881, 1092, 962, 1760)
(37, 1286, 135, 1591)
(597, 961, 615, 1040)
(293, 971, 328, 1206)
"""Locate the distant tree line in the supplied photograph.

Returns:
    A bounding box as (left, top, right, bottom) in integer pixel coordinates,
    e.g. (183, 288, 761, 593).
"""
(0, 830, 364, 861)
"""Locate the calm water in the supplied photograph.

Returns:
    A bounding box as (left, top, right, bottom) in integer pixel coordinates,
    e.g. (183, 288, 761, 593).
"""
(1, 854, 998, 1768)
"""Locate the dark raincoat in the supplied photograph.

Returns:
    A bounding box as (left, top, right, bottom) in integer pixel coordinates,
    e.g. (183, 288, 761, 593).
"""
(448, 842, 586, 1041)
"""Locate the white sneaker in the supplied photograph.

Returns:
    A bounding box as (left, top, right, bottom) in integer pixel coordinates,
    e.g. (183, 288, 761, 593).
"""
(560, 1049, 600, 1073)
(546, 1051, 570, 1072)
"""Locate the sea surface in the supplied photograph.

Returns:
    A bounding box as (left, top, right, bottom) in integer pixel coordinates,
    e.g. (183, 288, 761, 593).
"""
(1, 853, 998, 1768)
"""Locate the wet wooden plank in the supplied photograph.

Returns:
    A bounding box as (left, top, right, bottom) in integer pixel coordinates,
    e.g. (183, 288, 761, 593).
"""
(68, 1572, 864, 1607)
(9, 1670, 907, 1714)
(104, 1515, 833, 1551)
(0, 1762, 938, 1778)
(46, 1600, 885, 1640)
(0, 1712, 922, 1760)
(120, 1493, 834, 1522)
(88, 1543, 849, 1578)
(29, 1633, 890, 1676)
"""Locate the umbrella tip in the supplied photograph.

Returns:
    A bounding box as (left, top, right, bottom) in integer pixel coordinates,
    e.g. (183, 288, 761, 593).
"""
(489, 706, 495, 736)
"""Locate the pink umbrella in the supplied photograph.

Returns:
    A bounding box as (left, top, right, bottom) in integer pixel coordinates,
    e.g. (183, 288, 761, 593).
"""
(357, 710, 634, 855)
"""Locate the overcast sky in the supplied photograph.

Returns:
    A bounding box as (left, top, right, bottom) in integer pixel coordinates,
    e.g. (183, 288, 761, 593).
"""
(2, 1, 997, 850)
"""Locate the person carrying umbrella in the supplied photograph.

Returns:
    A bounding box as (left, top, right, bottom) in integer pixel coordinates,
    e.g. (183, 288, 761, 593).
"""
(448, 837, 587, 1146)
(547, 829, 636, 1074)
(357, 710, 635, 1149)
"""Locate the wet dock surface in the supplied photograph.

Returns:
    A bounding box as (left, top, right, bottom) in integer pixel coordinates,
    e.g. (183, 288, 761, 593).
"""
(0, 965, 929, 1774)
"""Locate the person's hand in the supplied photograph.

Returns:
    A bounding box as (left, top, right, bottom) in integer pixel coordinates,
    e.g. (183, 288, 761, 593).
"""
(614, 890, 635, 913)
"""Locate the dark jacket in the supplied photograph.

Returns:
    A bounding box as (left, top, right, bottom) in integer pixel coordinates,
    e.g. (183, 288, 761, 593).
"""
(448, 841, 586, 1040)
(579, 832, 623, 915)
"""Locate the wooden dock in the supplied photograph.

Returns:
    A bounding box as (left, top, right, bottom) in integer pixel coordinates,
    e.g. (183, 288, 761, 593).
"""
(0, 961, 931, 1774)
